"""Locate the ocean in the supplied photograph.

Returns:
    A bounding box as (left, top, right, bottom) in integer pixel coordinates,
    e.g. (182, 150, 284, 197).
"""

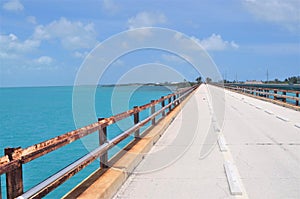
(0, 85, 174, 198)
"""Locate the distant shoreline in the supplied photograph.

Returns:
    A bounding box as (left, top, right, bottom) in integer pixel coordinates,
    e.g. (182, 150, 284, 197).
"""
(0, 82, 192, 89)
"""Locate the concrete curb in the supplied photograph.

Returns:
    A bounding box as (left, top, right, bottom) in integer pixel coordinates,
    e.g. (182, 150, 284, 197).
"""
(63, 87, 198, 199)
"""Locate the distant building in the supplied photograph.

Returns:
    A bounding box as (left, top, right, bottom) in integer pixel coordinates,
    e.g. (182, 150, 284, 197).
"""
(245, 80, 263, 84)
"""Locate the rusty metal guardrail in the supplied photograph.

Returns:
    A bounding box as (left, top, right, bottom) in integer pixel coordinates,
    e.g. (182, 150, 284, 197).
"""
(215, 84, 299, 108)
(0, 85, 198, 199)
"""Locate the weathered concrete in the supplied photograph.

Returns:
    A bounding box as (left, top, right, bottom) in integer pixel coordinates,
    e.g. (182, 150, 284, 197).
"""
(114, 84, 300, 199)
(63, 86, 197, 199)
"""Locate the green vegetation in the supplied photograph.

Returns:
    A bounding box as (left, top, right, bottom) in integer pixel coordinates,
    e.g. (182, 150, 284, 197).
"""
(195, 76, 202, 84)
(263, 76, 300, 84)
(205, 77, 212, 83)
(221, 75, 300, 85)
(284, 76, 300, 84)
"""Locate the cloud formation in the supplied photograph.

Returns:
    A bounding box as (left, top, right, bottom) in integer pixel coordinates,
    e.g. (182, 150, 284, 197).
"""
(34, 56, 53, 65)
(243, 0, 300, 32)
(192, 34, 239, 51)
(2, 0, 24, 12)
(0, 33, 40, 58)
(33, 17, 98, 50)
(128, 11, 167, 29)
(73, 51, 89, 59)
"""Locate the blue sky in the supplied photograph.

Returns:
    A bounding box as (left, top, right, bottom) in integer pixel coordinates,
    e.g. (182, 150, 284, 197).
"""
(0, 0, 299, 87)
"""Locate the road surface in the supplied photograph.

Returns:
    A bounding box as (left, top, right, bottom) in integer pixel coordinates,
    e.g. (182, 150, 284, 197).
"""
(114, 84, 300, 199)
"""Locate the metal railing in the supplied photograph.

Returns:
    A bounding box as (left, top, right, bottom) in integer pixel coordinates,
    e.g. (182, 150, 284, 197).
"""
(0, 85, 198, 199)
(222, 84, 300, 107)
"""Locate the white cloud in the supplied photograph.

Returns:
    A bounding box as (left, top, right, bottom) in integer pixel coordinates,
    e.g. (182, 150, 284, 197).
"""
(243, 0, 300, 32)
(34, 56, 53, 65)
(0, 33, 40, 57)
(2, 0, 24, 12)
(128, 11, 167, 29)
(33, 17, 98, 50)
(73, 51, 89, 59)
(26, 16, 37, 24)
(192, 34, 239, 51)
(126, 12, 167, 40)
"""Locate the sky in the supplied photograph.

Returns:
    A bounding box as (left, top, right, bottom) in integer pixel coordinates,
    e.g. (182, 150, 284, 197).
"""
(0, 0, 299, 87)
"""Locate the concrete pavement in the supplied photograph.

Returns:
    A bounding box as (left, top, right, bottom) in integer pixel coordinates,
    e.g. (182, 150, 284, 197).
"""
(114, 84, 300, 199)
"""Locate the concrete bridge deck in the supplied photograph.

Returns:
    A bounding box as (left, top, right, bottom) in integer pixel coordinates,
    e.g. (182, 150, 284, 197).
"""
(113, 84, 300, 199)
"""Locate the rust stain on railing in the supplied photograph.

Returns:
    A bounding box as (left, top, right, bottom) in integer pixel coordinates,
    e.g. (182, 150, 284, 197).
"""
(0, 85, 198, 199)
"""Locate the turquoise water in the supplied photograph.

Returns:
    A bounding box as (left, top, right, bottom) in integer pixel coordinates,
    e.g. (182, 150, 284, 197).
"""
(0, 85, 173, 198)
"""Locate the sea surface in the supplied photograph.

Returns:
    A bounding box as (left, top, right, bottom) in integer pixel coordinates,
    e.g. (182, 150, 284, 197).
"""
(0, 85, 174, 198)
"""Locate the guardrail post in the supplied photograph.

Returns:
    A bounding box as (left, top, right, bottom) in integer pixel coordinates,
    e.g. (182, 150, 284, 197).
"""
(161, 97, 165, 117)
(151, 100, 156, 125)
(259, 89, 262, 96)
(274, 90, 278, 100)
(282, 91, 286, 102)
(296, 92, 299, 106)
(133, 106, 140, 138)
(5, 147, 23, 199)
(168, 97, 172, 113)
(98, 118, 108, 169)
(173, 95, 176, 108)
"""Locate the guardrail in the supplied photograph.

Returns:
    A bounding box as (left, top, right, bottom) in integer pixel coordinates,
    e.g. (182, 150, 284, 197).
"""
(0, 85, 198, 199)
(222, 84, 299, 108)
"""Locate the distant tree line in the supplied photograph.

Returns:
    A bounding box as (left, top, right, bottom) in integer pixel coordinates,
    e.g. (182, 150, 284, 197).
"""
(183, 75, 299, 86)
(194, 76, 212, 84)
(219, 75, 300, 84)
(264, 76, 300, 84)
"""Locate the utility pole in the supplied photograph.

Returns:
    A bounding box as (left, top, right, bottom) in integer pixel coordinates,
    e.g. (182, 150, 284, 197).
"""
(266, 69, 269, 84)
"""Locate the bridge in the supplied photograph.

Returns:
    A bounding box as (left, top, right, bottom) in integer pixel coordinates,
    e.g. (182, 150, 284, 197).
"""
(112, 85, 300, 199)
(1, 84, 299, 198)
